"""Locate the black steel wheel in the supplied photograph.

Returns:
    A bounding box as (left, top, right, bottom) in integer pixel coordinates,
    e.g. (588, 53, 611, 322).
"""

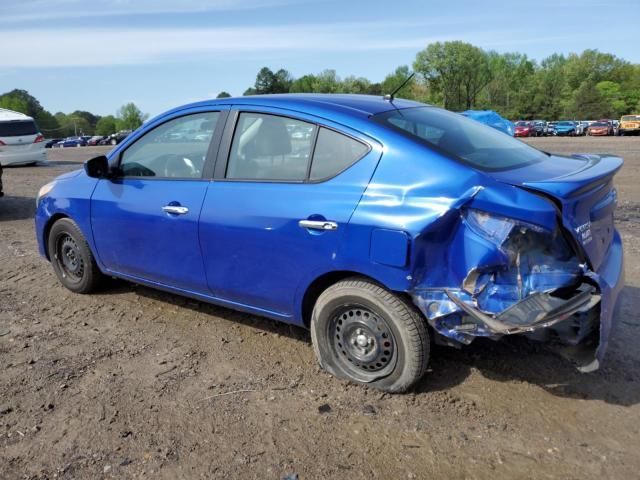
(329, 305, 397, 381)
(47, 218, 103, 293)
(311, 277, 430, 392)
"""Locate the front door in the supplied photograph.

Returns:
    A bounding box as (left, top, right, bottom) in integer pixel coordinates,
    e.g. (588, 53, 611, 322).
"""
(199, 109, 381, 318)
(91, 109, 225, 293)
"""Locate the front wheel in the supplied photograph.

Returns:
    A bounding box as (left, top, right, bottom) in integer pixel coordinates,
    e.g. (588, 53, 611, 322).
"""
(48, 218, 104, 294)
(311, 278, 430, 393)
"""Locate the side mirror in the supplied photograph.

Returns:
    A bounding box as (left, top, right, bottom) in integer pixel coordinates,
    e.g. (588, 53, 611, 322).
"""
(84, 155, 110, 178)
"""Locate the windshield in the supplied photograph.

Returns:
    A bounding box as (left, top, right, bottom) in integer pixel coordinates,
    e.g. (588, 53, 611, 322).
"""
(372, 107, 547, 172)
(622, 115, 640, 122)
(557, 121, 574, 126)
(592, 122, 607, 127)
(0, 120, 38, 137)
(515, 121, 529, 126)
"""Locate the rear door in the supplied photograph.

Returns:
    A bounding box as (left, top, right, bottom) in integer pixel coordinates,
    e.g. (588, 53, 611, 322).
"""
(91, 108, 228, 293)
(199, 107, 381, 318)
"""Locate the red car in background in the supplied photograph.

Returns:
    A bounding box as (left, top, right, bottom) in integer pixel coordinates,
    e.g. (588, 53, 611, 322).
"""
(588, 120, 613, 136)
(514, 121, 536, 137)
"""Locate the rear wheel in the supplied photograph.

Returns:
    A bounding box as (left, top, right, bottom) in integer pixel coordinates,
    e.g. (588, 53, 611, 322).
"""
(48, 218, 104, 293)
(311, 277, 430, 393)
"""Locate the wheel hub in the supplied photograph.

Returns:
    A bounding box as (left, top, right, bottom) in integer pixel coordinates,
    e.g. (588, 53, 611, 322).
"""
(331, 306, 395, 373)
(57, 235, 83, 280)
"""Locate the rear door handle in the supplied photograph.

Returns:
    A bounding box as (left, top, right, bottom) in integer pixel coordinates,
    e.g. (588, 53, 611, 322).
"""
(162, 205, 189, 215)
(298, 220, 338, 231)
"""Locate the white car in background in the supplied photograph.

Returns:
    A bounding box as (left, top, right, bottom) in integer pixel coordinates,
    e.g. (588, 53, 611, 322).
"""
(0, 108, 47, 166)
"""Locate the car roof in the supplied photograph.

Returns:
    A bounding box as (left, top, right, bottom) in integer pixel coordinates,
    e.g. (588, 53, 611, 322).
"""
(174, 94, 425, 119)
(0, 108, 34, 122)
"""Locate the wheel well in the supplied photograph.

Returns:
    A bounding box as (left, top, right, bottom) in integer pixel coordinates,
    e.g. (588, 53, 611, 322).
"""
(301, 271, 386, 328)
(43, 213, 69, 260)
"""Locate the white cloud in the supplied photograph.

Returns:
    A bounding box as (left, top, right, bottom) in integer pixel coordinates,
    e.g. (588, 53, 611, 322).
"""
(0, 24, 454, 67)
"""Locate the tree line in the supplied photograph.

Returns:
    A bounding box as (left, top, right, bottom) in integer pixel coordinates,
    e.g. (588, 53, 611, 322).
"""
(2, 41, 638, 135)
(235, 42, 640, 120)
(0, 89, 148, 137)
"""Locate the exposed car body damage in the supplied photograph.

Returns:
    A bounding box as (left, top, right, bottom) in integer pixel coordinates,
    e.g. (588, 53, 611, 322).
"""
(397, 153, 624, 373)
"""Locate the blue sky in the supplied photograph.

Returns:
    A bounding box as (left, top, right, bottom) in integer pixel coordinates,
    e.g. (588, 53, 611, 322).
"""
(1, 0, 637, 118)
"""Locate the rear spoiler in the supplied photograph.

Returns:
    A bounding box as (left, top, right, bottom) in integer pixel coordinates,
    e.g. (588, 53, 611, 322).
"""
(522, 154, 623, 199)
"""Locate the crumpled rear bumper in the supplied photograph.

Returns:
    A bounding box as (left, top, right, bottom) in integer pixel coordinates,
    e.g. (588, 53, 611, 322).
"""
(411, 229, 624, 372)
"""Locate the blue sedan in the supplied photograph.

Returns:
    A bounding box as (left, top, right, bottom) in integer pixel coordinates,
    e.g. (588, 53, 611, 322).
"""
(55, 136, 87, 148)
(35, 94, 624, 392)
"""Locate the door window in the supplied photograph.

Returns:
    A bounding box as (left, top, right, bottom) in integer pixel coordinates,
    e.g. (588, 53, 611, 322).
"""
(226, 113, 316, 181)
(119, 112, 219, 178)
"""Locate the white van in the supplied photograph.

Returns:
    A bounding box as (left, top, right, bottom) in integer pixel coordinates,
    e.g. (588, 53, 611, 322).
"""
(0, 108, 47, 166)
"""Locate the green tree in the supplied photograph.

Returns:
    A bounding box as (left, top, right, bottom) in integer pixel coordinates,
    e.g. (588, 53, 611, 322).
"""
(95, 115, 117, 136)
(253, 67, 292, 94)
(290, 74, 316, 93)
(596, 81, 628, 117)
(216, 91, 232, 98)
(414, 41, 492, 110)
(116, 102, 148, 131)
(312, 70, 340, 93)
(564, 80, 613, 119)
(381, 66, 415, 99)
(243, 87, 257, 96)
(341, 76, 371, 94)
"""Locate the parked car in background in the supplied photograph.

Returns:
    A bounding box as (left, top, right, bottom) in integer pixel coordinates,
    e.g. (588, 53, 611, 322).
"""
(554, 121, 577, 136)
(55, 136, 88, 148)
(87, 135, 105, 146)
(514, 121, 536, 137)
(618, 114, 640, 136)
(611, 120, 619, 136)
(546, 121, 557, 136)
(102, 130, 132, 146)
(35, 94, 624, 391)
(460, 110, 514, 136)
(532, 120, 546, 136)
(0, 163, 3, 197)
(45, 138, 63, 148)
(575, 121, 590, 136)
(0, 108, 47, 166)
(588, 121, 612, 136)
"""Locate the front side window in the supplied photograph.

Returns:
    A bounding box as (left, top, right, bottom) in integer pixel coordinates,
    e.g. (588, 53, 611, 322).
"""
(373, 107, 548, 171)
(119, 112, 219, 178)
(226, 113, 316, 181)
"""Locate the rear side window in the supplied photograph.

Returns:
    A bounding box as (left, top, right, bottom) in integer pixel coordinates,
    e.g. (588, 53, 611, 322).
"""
(310, 128, 369, 180)
(0, 120, 38, 137)
(226, 113, 316, 181)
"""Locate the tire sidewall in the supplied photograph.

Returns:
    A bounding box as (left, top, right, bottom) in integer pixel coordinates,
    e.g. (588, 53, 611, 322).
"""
(47, 219, 94, 293)
(311, 283, 424, 392)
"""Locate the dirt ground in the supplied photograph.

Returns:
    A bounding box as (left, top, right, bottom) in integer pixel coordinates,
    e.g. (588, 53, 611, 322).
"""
(1, 137, 639, 479)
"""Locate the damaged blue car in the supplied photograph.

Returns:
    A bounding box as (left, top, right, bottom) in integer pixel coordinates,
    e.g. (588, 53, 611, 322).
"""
(35, 94, 624, 392)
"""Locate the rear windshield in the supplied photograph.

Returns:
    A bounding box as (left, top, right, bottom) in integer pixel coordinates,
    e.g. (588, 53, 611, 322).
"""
(0, 120, 38, 137)
(622, 115, 640, 121)
(372, 107, 546, 172)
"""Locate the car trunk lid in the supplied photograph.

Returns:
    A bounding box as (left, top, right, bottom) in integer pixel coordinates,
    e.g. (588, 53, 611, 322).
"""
(488, 153, 623, 271)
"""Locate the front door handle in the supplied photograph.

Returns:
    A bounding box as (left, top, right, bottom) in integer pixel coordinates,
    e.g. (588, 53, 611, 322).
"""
(298, 219, 338, 231)
(162, 205, 189, 215)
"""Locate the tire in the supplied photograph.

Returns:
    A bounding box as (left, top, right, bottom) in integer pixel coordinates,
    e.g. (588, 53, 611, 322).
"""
(47, 218, 103, 294)
(311, 277, 430, 393)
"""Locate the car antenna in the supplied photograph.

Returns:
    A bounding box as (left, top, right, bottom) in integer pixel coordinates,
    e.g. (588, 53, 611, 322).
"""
(384, 72, 415, 102)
